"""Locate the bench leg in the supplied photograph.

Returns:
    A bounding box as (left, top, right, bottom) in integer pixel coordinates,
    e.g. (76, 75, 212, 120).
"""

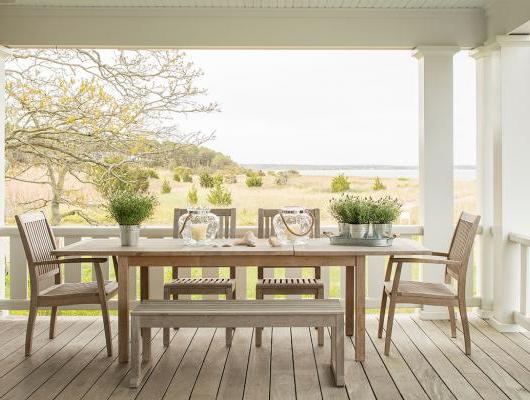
(332, 316, 345, 387)
(255, 289, 263, 347)
(163, 289, 171, 347)
(142, 328, 152, 364)
(225, 288, 234, 347)
(130, 318, 142, 388)
(317, 288, 324, 346)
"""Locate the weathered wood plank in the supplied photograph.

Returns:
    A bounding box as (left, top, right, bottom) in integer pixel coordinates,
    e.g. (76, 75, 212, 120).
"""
(270, 327, 296, 400)
(161, 328, 216, 400)
(292, 327, 321, 400)
(396, 315, 482, 400)
(365, 317, 429, 400)
(190, 328, 230, 400)
(243, 328, 271, 400)
(217, 327, 253, 400)
(434, 320, 530, 400)
(411, 316, 509, 400)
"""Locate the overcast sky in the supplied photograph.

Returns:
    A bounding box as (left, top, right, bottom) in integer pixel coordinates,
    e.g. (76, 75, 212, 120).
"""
(179, 50, 476, 166)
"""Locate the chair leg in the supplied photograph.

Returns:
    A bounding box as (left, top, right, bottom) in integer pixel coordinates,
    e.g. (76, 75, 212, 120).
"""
(317, 288, 324, 346)
(163, 288, 171, 347)
(49, 306, 58, 339)
(448, 306, 457, 338)
(384, 297, 397, 356)
(25, 301, 38, 356)
(378, 289, 387, 339)
(458, 299, 471, 355)
(100, 299, 113, 356)
(255, 288, 263, 347)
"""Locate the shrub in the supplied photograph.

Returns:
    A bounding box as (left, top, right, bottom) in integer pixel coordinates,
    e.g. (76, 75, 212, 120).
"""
(275, 172, 288, 186)
(331, 174, 350, 193)
(224, 174, 237, 184)
(173, 174, 181, 182)
(182, 173, 193, 183)
(107, 191, 158, 226)
(207, 183, 232, 206)
(199, 172, 215, 188)
(161, 179, 171, 194)
(187, 185, 199, 206)
(173, 166, 192, 182)
(147, 169, 159, 179)
(213, 174, 224, 186)
(246, 175, 263, 187)
(287, 169, 300, 176)
(372, 177, 386, 191)
(92, 160, 151, 198)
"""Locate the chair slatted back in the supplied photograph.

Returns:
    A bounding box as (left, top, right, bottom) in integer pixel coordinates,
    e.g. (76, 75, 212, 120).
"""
(172, 208, 237, 278)
(15, 212, 60, 287)
(445, 212, 481, 282)
(257, 208, 321, 279)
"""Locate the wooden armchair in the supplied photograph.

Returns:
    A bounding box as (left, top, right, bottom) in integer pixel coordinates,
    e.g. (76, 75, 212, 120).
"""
(15, 212, 118, 356)
(378, 212, 480, 355)
(163, 208, 237, 346)
(255, 208, 324, 346)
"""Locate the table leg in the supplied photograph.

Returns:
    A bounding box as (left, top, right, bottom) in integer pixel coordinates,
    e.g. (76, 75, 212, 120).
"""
(355, 256, 366, 361)
(118, 256, 130, 363)
(345, 265, 355, 336)
(140, 266, 151, 360)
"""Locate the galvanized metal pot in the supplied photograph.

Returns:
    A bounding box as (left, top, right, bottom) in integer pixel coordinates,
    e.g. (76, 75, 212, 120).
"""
(119, 225, 140, 246)
(349, 224, 369, 239)
(338, 223, 350, 238)
(371, 223, 392, 239)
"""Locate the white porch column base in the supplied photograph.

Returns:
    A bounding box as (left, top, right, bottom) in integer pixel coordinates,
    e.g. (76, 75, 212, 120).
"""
(413, 45, 458, 318)
(415, 308, 449, 320)
(489, 315, 526, 333)
(474, 308, 494, 319)
(513, 313, 530, 332)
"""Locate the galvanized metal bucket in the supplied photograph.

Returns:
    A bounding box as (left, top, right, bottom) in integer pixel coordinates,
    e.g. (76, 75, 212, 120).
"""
(119, 225, 140, 246)
(349, 224, 369, 239)
(338, 223, 350, 238)
(371, 224, 392, 239)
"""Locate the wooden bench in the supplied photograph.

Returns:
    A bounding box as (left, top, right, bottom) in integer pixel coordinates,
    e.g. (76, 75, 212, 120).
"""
(129, 299, 345, 388)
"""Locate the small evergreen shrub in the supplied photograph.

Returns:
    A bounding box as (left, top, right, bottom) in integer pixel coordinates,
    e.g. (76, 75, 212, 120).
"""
(173, 173, 181, 182)
(224, 174, 237, 184)
(207, 183, 232, 206)
(246, 175, 263, 188)
(331, 174, 350, 193)
(213, 174, 224, 186)
(275, 172, 288, 185)
(182, 173, 193, 183)
(147, 169, 159, 179)
(372, 177, 386, 191)
(187, 185, 199, 206)
(161, 179, 171, 194)
(199, 172, 215, 188)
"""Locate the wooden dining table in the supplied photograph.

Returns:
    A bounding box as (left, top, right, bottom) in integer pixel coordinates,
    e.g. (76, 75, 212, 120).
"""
(52, 237, 430, 363)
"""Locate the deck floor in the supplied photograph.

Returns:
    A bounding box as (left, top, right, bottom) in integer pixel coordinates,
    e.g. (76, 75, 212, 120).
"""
(0, 313, 529, 399)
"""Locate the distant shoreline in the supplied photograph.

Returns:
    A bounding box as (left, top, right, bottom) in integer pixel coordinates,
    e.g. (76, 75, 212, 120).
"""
(242, 164, 475, 171)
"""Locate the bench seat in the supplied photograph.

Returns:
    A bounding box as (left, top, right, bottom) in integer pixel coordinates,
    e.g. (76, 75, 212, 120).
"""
(130, 299, 344, 388)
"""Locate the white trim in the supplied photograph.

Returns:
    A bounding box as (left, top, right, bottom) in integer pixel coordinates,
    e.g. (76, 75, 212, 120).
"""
(489, 315, 527, 332)
(514, 312, 530, 332)
(496, 34, 530, 47)
(412, 45, 460, 58)
(415, 309, 450, 320)
(474, 308, 494, 319)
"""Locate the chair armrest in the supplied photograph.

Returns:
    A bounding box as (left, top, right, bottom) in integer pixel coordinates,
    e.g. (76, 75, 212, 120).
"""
(35, 257, 108, 266)
(392, 257, 461, 266)
(431, 251, 449, 257)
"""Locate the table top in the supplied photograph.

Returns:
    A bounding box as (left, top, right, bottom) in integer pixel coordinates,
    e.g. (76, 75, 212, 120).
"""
(52, 237, 430, 257)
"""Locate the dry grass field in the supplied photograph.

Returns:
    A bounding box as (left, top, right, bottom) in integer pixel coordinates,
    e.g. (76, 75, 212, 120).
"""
(6, 169, 476, 227)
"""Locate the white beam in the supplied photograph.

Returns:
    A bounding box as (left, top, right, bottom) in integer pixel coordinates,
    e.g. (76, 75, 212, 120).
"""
(0, 46, 10, 316)
(0, 6, 485, 49)
(413, 45, 458, 320)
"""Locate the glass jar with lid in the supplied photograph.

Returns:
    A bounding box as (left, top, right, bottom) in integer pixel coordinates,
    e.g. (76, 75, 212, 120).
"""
(178, 207, 219, 246)
(272, 206, 314, 245)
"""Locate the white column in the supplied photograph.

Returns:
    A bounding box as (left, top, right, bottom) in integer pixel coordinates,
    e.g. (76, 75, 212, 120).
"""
(0, 47, 10, 315)
(413, 46, 458, 320)
(487, 35, 530, 331)
(471, 45, 499, 319)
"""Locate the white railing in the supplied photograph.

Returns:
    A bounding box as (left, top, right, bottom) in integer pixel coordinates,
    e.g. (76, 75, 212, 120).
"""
(0, 224, 482, 311)
(509, 232, 530, 330)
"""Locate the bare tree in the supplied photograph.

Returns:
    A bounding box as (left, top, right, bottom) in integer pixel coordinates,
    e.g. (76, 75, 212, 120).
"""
(6, 49, 218, 224)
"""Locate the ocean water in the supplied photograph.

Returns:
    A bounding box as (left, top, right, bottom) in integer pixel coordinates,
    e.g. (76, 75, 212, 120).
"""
(297, 168, 475, 181)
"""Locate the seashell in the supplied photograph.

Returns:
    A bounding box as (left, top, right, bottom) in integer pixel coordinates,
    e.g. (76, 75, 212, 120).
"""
(268, 237, 282, 247)
(234, 231, 257, 247)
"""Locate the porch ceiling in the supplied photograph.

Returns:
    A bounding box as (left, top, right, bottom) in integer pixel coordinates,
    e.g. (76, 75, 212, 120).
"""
(0, 0, 488, 9)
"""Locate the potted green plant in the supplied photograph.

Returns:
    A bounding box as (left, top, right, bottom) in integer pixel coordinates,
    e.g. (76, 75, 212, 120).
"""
(107, 191, 158, 246)
(329, 195, 370, 238)
(369, 196, 402, 239)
